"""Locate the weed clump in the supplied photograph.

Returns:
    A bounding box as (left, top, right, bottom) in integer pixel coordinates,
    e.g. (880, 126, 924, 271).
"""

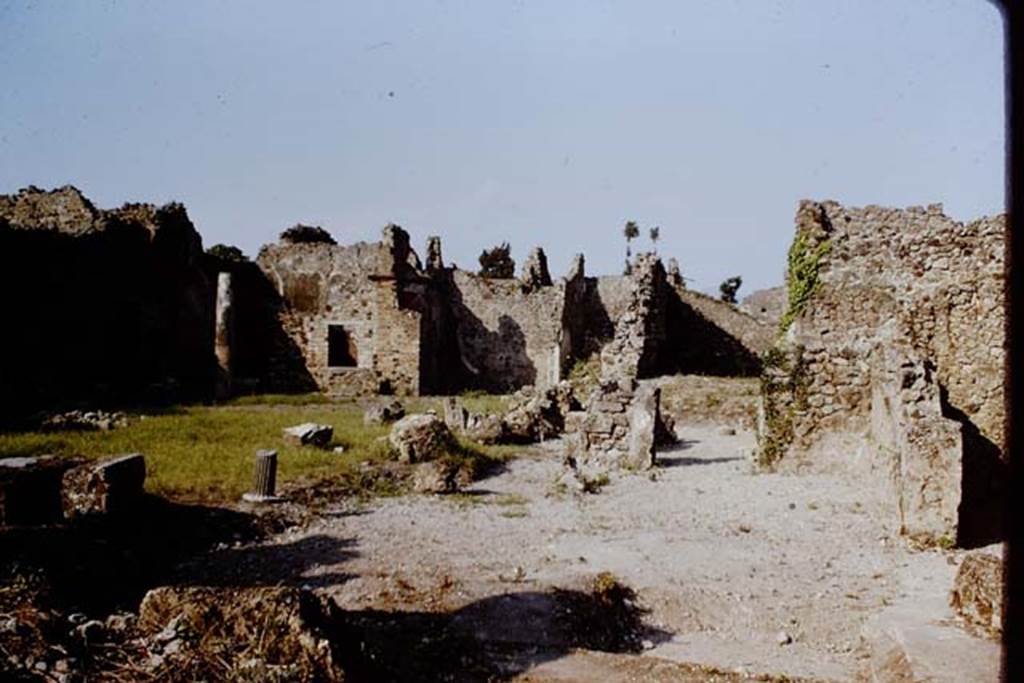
(779, 229, 831, 333)
(554, 572, 648, 652)
(756, 345, 808, 470)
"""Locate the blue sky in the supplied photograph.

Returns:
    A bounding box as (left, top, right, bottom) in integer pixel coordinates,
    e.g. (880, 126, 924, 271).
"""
(0, 1, 1005, 294)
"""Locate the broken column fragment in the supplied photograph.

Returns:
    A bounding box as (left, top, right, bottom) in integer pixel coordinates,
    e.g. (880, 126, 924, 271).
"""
(243, 449, 280, 503)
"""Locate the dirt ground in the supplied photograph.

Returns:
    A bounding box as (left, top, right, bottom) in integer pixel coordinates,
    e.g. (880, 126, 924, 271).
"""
(186, 412, 1001, 682)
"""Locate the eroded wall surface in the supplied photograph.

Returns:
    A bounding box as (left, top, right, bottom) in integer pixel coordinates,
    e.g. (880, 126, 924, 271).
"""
(450, 271, 567, 392)
(1, 185, 779, 413)
(758, 200, 1005, 544)
(257, 240, 384, 395)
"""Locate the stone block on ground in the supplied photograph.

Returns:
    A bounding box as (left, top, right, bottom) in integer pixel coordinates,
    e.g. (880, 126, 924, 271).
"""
(282, 423, 333, 448)
(625, 384, 660, 470)
(442, 397, 468, 432)
(411, 460, 459, 494)
(0, 455, 74, 525)
(363, 399, 406, 425)
(62, 453, 146, 518)
(388, 414, 455, 463)
(950, 544, 1004, 636)
(464, 413, 505, 445)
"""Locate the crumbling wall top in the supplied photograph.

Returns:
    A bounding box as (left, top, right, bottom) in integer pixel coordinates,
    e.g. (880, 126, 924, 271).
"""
(520, 247, 553, 291)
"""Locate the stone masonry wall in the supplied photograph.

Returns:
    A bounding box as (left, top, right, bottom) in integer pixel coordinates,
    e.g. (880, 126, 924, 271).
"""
(450, 270, 566, 392)
(0, 186, 214, 422)
(759, 200, 1006, 544)
(740, 286, 787, 329)
(676, 288, 774, 357)
(257, 240, 383, 395)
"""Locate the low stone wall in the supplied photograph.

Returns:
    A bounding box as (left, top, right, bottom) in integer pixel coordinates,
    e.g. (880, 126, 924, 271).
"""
(565, 380, 661, 473)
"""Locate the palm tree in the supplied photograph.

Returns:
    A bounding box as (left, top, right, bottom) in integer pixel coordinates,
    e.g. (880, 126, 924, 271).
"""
(623, 220, 640, 259)
(622, 220, 640, 274)
(649, 226, 660, 253)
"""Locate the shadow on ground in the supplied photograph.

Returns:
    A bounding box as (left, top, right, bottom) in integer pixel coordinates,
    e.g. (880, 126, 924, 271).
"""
(334, 586, 673, 682)
(173, 534, 359, 589)
(0, 494, 292, 615)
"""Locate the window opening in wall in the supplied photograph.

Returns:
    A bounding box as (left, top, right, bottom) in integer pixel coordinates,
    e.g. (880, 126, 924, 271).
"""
(328, 325, 358, 367)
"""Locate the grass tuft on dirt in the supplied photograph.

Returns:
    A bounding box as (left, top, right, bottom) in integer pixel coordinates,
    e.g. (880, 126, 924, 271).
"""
(0, 402, 515, 505)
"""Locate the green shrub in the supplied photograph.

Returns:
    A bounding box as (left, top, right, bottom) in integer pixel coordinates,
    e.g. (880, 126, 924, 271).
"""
(280, 224, 336, 245)
(478, 243, 515, 278)
(780, 232, 831, 332)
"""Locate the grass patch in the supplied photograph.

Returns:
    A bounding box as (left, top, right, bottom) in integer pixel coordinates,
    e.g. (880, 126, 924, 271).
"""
(568, 354, 601, 392)
(224, 392, 331, 406)
(0, 404, 394, 504)
(441, 436, 513, 482)
(456, 391, 510, 416)
(446, 492, 488, 509)
(405, 393, 510, 417)
(0, 394, 527, 505)
(499, 508, 528, 519)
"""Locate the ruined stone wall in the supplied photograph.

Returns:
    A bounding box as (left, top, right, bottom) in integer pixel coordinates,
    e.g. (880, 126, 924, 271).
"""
(758, 200, 1005, 544)
(579, 276, 634, 354)
(372, 279, 423, 395)
(598, 255, 670, 381)
(449, 271, 566, 392)
(669, 288, 768, 376)
(257, 241, 383, 395)
(676, 289, 774, 356)
(0, 186, 214, 422)
(740, 286, 787, 328)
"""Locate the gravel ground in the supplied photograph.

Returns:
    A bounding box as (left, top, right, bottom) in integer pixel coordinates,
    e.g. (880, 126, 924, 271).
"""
(193, 422, 994, 681)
